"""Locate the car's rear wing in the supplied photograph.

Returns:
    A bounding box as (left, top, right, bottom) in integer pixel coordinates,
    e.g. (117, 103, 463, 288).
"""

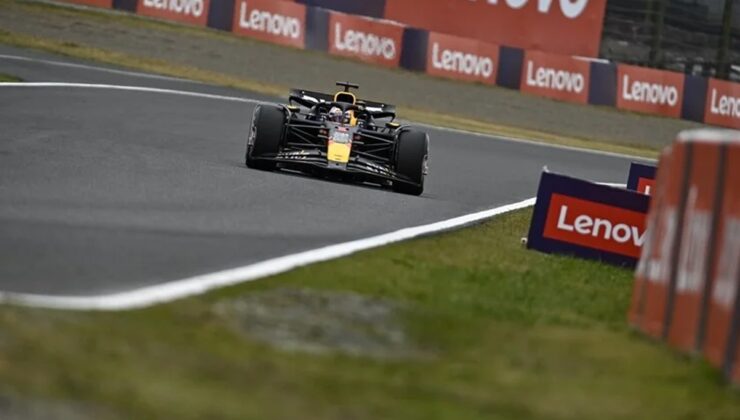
(289, 89, 396, 115)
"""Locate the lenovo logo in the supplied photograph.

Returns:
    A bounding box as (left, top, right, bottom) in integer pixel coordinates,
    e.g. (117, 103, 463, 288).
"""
(468, 0, 591, 18)
(142, 0, 203, 17)
(543, 194, 647, 258)
(708, 88, 740, 119)
(621, 74, 679, 107)
(334, 22, 397, 60)
(555, 205, 645, 247)
(431, 43, 494, 78)
(525, 61, 584, 93)
(238, 2, 301, 40)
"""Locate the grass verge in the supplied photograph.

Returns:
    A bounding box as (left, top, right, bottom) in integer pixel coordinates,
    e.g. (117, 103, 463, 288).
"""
(0, 209, 737, 419)
(0, 72, 21, 82)
(0, 25, 656, 158)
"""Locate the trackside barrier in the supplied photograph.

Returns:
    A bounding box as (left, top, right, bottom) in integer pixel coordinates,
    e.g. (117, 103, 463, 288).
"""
(629, 129, 740, 384)
(53, 0, 740, 128)
(325, 10, 405, 68)
(60, 0, 113, 7)
(526, 171, 650, 267)
(136, 0, 211, 26)
(626, 162, 657, 195)
(231, 0, 307, 49)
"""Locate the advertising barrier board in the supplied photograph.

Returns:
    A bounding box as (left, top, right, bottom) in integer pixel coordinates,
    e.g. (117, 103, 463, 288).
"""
(704, 78, 740, 129)
(62, 0, 113, 8)
(527, 171, 650, 267)
(137, 0, 210, 26)
(702, 141, 740, 377)
(666, 140, 724, 351)
(232, 0, 307, 48)
(327, 11, 404, 68)
(384, 0, 607, 57)
(627, 162, 657, 195)
(634, 141, 690, 338)
(629, 149, 671, 327)
(520, 50, 590, 104)
(425, 32, 499, 85)
(617, 64, 685, 118)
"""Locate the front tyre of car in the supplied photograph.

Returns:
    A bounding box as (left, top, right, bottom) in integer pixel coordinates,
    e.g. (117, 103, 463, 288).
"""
(245, 105, 285, 171)
(393, 129, 429, 196)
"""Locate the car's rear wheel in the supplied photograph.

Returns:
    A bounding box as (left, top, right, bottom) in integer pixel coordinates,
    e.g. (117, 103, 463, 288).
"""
(246, 105, 285, 171)
(393, 129, 428, 196)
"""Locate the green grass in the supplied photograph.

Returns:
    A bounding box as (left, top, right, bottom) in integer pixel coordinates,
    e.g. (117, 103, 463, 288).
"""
(0, 72, 21, 82)
(1, 209, 737, 419)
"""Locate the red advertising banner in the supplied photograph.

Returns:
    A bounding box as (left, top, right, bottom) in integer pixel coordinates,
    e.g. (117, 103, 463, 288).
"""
(137, 0, 210, 26)
(617, 65, 685, 118)
(328, 11, 405, 68)
(542, 194, 647, 259)
(521, 50, 590, 104)
(630, 149, 672, 327)
(384, 0, 607, 57)
(666, 141, 723, 351)
(704, 78, 740, 129)
(59, 0, 112, 8)
(425, 32, 499, 85)
(637, 142, 689, 338)
(232, 0, 306, 48)
(703, 142, 740, 370)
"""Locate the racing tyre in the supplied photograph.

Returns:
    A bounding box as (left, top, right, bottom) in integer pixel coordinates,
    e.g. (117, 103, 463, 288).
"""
(246, 105, 285, 171)
(393, 129, 428, 196)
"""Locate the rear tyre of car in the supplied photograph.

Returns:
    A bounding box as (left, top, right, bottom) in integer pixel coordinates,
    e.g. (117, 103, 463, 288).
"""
(393, 129, 428, 196)
(246, 105, 285, 171)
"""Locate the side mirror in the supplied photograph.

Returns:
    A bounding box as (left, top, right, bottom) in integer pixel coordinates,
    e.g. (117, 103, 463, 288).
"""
(386, 122, 400, 129)
(287, 105, 300, 113)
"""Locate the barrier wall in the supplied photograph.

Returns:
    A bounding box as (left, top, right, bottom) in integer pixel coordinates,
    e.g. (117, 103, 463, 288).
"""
(630, 129, 740, 384)
(66, 0, 740, 129)
(231, 0, 307, 48)
(520, 51, 590, 104)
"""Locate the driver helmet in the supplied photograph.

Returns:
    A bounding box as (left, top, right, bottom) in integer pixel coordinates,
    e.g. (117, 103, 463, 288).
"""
(328, 106, 343, 123)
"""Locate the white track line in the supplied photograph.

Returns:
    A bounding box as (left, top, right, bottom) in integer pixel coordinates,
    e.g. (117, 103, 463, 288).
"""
(0, 53, 201, 84)
(0, 82, 257, 103)
(0, 198, 536, 311)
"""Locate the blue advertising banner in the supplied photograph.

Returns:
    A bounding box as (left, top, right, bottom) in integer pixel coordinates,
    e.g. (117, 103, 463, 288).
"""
(626, 162, 657, 195)
(527, 171, 650, 267)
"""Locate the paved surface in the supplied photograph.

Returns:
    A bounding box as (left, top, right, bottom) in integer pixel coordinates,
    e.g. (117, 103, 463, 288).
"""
(0, 0, 705, 148)
(0, 47, 649, 296)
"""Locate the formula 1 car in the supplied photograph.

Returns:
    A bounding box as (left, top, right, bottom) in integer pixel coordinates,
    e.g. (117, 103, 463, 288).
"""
(245, 82, 429, 195)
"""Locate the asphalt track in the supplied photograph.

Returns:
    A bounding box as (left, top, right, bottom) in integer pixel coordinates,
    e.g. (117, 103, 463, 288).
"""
(0, 45, 650, 299)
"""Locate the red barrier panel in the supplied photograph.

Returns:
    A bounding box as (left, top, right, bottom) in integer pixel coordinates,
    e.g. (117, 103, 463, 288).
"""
(704, 78, 740, 130)
(703, 140, 740, 372)
(59, 0, 112, 8)
(617, 65, 685, 119)
(232, 0, 307, 48)
(426, 32, 499, 85)
(384, 0, 607, 57)
(636, 141, 690, 338)
(327, 11, 404, 68)
(666, 140, 723, 351)
(137, 0, 210, 26)
(630, 149, 672, 327)
(520, 50, 590, 104)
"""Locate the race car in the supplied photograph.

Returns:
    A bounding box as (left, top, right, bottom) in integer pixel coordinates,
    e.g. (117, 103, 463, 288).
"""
(245, 82, 429, 195)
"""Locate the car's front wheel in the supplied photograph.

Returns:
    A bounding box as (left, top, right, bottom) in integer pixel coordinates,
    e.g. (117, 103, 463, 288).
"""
(393, 129, 429, 196)
(246, 105, 285, 171)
